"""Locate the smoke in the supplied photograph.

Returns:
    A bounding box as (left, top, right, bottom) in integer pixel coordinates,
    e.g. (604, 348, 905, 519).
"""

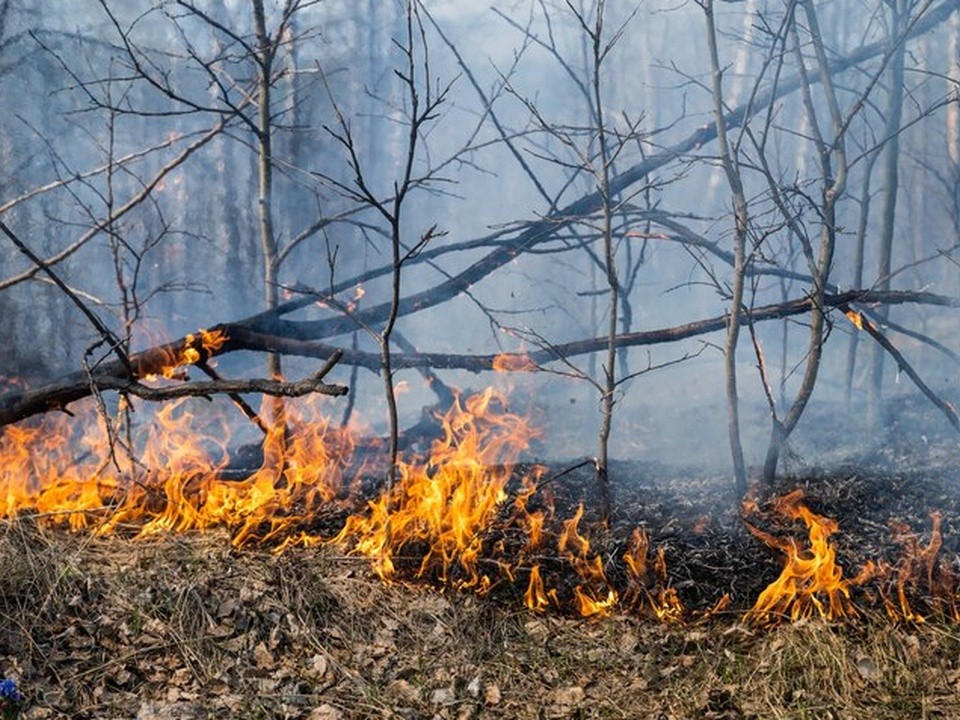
(1, 0, 958, 477)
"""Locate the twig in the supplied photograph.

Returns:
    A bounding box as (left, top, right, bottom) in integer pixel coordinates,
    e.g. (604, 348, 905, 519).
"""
(841, 304, 960, 433)
(195, 361, 269, 435)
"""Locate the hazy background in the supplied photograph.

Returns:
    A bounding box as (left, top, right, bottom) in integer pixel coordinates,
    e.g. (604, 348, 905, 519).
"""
(1, 0, 958, 473)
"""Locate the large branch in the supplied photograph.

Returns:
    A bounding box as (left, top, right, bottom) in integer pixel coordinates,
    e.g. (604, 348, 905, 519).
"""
(233, 290, 959, 370)
(0, 335, 346, 426)
(3, 289, 953, 428)
(247, 0, 959, 343)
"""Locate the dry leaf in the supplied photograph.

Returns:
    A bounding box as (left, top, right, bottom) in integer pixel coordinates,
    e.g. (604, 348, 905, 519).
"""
(253, 641, 275, 670)
(308, 704, 344, 720)
(388, 678, 421, 705)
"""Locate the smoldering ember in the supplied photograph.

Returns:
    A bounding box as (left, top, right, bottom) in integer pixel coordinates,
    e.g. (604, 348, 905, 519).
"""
(2, 1, 960, 718)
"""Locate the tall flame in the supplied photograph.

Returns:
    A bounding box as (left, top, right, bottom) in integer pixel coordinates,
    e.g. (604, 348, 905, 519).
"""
(334, 388, 538, 588)
(745, 490, 872, 624)
(0, 395, 356, 547)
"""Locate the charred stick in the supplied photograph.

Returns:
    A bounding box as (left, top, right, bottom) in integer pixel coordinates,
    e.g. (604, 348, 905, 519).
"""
(92, 371, 347, 404)
(0, 367, 346, 426)
(841, 304, 960, 433)
(196, 361, 269, 435)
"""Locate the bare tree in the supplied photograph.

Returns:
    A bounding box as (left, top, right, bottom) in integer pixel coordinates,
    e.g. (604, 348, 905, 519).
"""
(315, 0, 452, 482)
(701, 0, 750, 496)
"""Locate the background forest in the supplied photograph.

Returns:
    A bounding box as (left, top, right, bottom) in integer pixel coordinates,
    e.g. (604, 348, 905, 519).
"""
(1, 0, 959, 487)
(4, 3, 960, 718)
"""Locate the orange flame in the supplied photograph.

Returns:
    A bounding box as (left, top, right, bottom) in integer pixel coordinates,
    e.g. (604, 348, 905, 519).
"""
(524, 564, 557, 612)
(334, 388, 538, 587)
(745, 490, 872, 624)
(144, 328, 229, 380)
(492, 353, 537, 373)
(878, 512, 957, 623)
(0, 394, 356, 547)
(558, 502, 619, 616)
(844, 309, 864, 330)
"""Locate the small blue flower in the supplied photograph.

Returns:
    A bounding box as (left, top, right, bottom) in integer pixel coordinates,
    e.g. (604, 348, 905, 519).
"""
(0, 679, 24, 718)
(0, 679, 21, 703)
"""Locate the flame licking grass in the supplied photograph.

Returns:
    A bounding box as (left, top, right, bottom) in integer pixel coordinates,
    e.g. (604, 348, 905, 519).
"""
(334, 388, 538, 587)
(878, 512, 958, 623)
(744, 490, 874, 624)
(0, 396, 357, 546)
(0, 383, 695, 621)
(557, 503, 618, 616)
(17, 376, 954, 624)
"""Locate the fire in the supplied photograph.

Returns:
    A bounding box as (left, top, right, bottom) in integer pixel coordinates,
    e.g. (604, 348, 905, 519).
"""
(144, 328, 229, 380)
(0, 394, 356, 546)
(623, 529, 686, 622)
(558, 503, 618, 616)
(334, 388, 538, 587)
(844, 309, 864, 330)
(524, 564, 557, 612)
(14, 371, 954, 626)
(877, 512, 958, 623)
(745, 490, 872, 624)
(492, 353, 538, 373)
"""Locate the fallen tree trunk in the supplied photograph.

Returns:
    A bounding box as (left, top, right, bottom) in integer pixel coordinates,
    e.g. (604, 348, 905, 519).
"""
(2, 289, 954, 428)
(0, 346, 346, 427)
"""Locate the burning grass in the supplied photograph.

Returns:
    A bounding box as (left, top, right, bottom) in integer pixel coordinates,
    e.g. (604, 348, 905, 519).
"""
(2, 387, 960, 715)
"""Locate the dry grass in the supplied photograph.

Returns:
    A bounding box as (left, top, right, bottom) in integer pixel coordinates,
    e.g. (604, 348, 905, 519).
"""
(0, 519, 958, 719)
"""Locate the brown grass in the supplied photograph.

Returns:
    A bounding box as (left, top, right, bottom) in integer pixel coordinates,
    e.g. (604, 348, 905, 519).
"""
(0, 518, 958, 719)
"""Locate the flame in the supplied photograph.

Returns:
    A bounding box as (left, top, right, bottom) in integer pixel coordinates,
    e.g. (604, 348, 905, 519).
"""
(0, 394, 356, 547)
(144, 328, 229, 380)
(15, 368, 950, 625)
(557, 503, 619, 616)
(334, 388, 538, 588)
(844, 309, 864, 330)
(745, 490, 871, 624)
(843, 308, 875, 333)
(492, 353, 537, 373)
(878, 512, 957, 623)
(524, 564, 557, 612)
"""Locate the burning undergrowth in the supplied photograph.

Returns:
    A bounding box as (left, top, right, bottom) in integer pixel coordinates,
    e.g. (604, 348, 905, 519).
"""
(3, 385, 960, 716)
(1, 385, 960, 628)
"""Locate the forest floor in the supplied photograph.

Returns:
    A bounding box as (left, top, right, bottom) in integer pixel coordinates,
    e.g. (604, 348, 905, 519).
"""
(2, 397, 960, 719)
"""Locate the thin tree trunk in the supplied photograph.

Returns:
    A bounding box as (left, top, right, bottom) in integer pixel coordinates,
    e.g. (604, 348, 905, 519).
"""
(594, 2, 616, 525)
(253, 0, 280, 382)
(704, 0, 748, 496)
(868, 0, 908, 429)
(762, 0, 847, 481)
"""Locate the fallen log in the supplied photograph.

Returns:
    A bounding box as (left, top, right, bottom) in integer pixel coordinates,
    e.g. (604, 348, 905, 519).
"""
(2, 289, 954, 428)
(0, 348, 346, 427)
